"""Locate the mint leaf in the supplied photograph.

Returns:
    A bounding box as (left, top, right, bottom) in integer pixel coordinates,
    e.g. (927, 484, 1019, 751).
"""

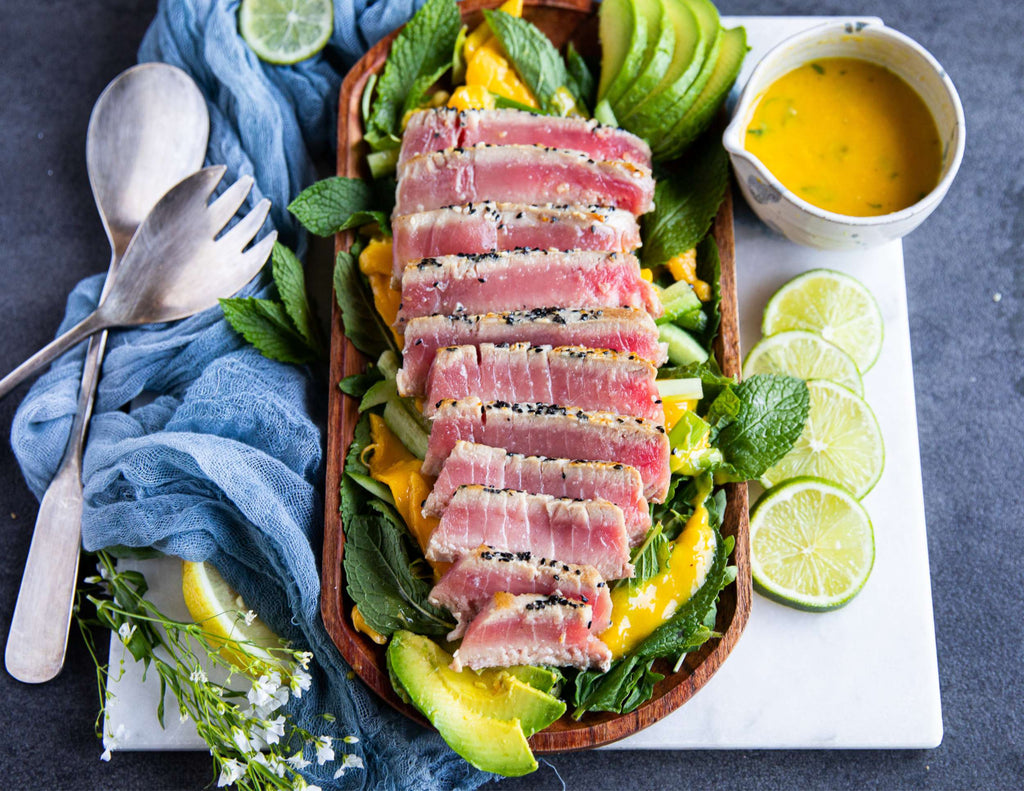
(220, 297, 317, 364)
(630, 524, 668, 586)
(364, 0, 460, 148)
(339, 369, 384, 399)
(288, 177, 374, 236)
(333, 247, 398, 359)
(641, 134, 729, 269)
(713, 374, 810, 481)
(270, 243, 321, 350)
(484, 10, 570, 114)
(572, 655, 663, 718)
(342, 494, 454, 637)
(339, 210, 391, 237)
(695, 234, 722, 352)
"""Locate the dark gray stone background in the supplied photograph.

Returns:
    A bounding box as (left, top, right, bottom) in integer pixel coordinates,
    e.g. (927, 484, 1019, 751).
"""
(0, 0, 1020, 788)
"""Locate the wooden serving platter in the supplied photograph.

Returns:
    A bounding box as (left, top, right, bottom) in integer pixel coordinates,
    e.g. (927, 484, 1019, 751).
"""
(321, 0, 750, 752)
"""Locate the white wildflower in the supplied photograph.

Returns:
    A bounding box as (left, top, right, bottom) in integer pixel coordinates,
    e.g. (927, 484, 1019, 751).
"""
(333, 753, 365, 778)
(179, 709, 190, 724)
(101, 724, 128, 762)
(247, 671, 282, 711)
(190, 667, 208, 684)
(217, 758, 245, 787)
(342, 735, 360, 744)
(99, 747, 112, 763)
(266, 754, 287, 778)
(244, 610, 258, 626)
(232, 727, 256, 756)
(84, 575, 103, 585)
(117, 622, 136, 644)
(297, 651, 313, 669)
(97, 563, 111, 581)
(286, 751, 312, 770)
(258, 715, 286, 746)
(289, 667, 312, 698)
(315, 735, 335, 765)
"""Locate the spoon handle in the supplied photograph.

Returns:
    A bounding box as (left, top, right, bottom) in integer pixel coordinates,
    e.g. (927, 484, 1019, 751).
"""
(0, 310, 108, 400)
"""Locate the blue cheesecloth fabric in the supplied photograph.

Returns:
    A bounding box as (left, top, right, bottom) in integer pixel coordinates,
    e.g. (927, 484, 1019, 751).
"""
(9, 1, 495, 789)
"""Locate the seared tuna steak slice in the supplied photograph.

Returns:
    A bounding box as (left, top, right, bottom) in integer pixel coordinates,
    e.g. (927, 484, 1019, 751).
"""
(451, 592, 612, 672)
(428, 545, 612, 639)
(425, 485, 633, 580)
(391, 203, 641, 282)
(423, 441, 652, 544)
(423, 343, 664, 423)
(398, 307, 667, 396)
(396, 250, 662, 323)
(400, 108, 652, 168)
(396, 146, 655, 216)
(423, 399, 671, 501)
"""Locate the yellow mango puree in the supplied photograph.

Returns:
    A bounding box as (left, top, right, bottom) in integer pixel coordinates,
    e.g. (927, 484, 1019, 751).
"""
(600, 489, 717, 658)
(745, 57, 941, 216)
(358, 238, 403, 346)
(363, 414, 449, 578)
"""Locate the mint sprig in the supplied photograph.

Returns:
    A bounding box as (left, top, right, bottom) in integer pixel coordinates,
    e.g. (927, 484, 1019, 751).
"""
(220, 242, 323, 365)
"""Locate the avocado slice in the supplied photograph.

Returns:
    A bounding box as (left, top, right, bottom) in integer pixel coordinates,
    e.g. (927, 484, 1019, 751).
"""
(655, 26, 747, 159)
(597, 0, 648, 105)
(504, 665, 561, 695)
(611, 0, 676, 118)
(386, 632, 565, 775)
(619, 0, 709, 133)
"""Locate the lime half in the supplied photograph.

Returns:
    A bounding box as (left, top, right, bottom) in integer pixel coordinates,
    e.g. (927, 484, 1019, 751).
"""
(762, 269, 884, 372)
(239, 0, 333, 65)
(751, 477, 874, 611)
(743, 330, 863, 395)
(761, 379, 884, 498)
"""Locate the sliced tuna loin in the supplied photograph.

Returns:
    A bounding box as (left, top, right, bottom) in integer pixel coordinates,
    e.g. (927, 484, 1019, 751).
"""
(400, 108, 652, 168)
(398, 307, 667, 396)
(396, 250, 662, 323)
(423, 399, 671, 502)
(391, 203, 641, 281)
(428, 545, 612, 639)
(451, 592, 612, 672)
(423, 441, 652, 544)
(396, 146, 655, 216)
(423, 344, 664, 423)
(425, 485, 633, 580)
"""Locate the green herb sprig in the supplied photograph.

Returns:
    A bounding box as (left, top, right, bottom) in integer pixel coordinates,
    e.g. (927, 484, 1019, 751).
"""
(77, 551, 363, 790)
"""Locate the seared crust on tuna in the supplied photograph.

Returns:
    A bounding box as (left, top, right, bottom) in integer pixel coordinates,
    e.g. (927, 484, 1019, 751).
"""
(425, 485, 633, 580)
(428, 545, 612, 640)
(396, 250, 662, 323)
(423, 399, 671, 502)
(398, 307, 668, 396)
(400, 108, 652, 168)
(423, 441, 652, 544)
(396, 145, 655, 216)
(451, 591, 612, 673)
(391, 202, 641, 282)
(423, 343, 664, 422)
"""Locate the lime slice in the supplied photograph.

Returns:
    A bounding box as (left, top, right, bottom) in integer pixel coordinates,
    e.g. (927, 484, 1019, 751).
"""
(239, 0, 333, 65)
(743, 330, 863, 395)
(750, 477, 874, 611)
(182, 560, 286, 674)
(762, 269, 883, 372)
(761, 379, 884, 498)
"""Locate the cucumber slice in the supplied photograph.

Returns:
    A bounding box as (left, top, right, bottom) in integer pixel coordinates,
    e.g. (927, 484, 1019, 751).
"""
(657, 280, 702, 323)
(593, 99, 619, 127)
(659, 323, 708, 365)
(598, 0, 648, 105)
(656, 377, 703, 400)
(612, 0, 676, 118)
(621, 0, 714, 133)
(655, 26, 747, 159)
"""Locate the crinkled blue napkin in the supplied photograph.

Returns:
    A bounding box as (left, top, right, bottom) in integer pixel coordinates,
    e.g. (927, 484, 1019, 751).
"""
(10, 1, 493, 789)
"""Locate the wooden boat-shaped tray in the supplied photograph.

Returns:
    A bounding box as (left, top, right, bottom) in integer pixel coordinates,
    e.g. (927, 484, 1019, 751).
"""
(322, 0, 751, 752)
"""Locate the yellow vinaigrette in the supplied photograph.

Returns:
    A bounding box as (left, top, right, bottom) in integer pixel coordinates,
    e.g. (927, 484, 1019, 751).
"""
(600, 489, 717, 659)
(745, 57, 941, 216)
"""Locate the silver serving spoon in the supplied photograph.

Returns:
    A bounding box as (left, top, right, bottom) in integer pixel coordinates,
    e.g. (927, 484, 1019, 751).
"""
(6, 63, 209, 685)
(3, 69, 273, 683)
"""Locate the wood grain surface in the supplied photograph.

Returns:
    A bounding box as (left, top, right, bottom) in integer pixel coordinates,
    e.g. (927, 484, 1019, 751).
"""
(321, 0, 751, 751)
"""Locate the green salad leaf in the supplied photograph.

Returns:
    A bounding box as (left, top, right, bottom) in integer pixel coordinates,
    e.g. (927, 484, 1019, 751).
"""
(270, 243, 322, 350)
(641, 134, 729, 269)
(711, 374, 810, 481)
(565, 42, 596, 111)
(333, 246, 399, 360)
(695, 234, 722, 352)
(288, 177, 376, 236)
(364, 0, 461, 149)
(484, 10, 572, 114)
